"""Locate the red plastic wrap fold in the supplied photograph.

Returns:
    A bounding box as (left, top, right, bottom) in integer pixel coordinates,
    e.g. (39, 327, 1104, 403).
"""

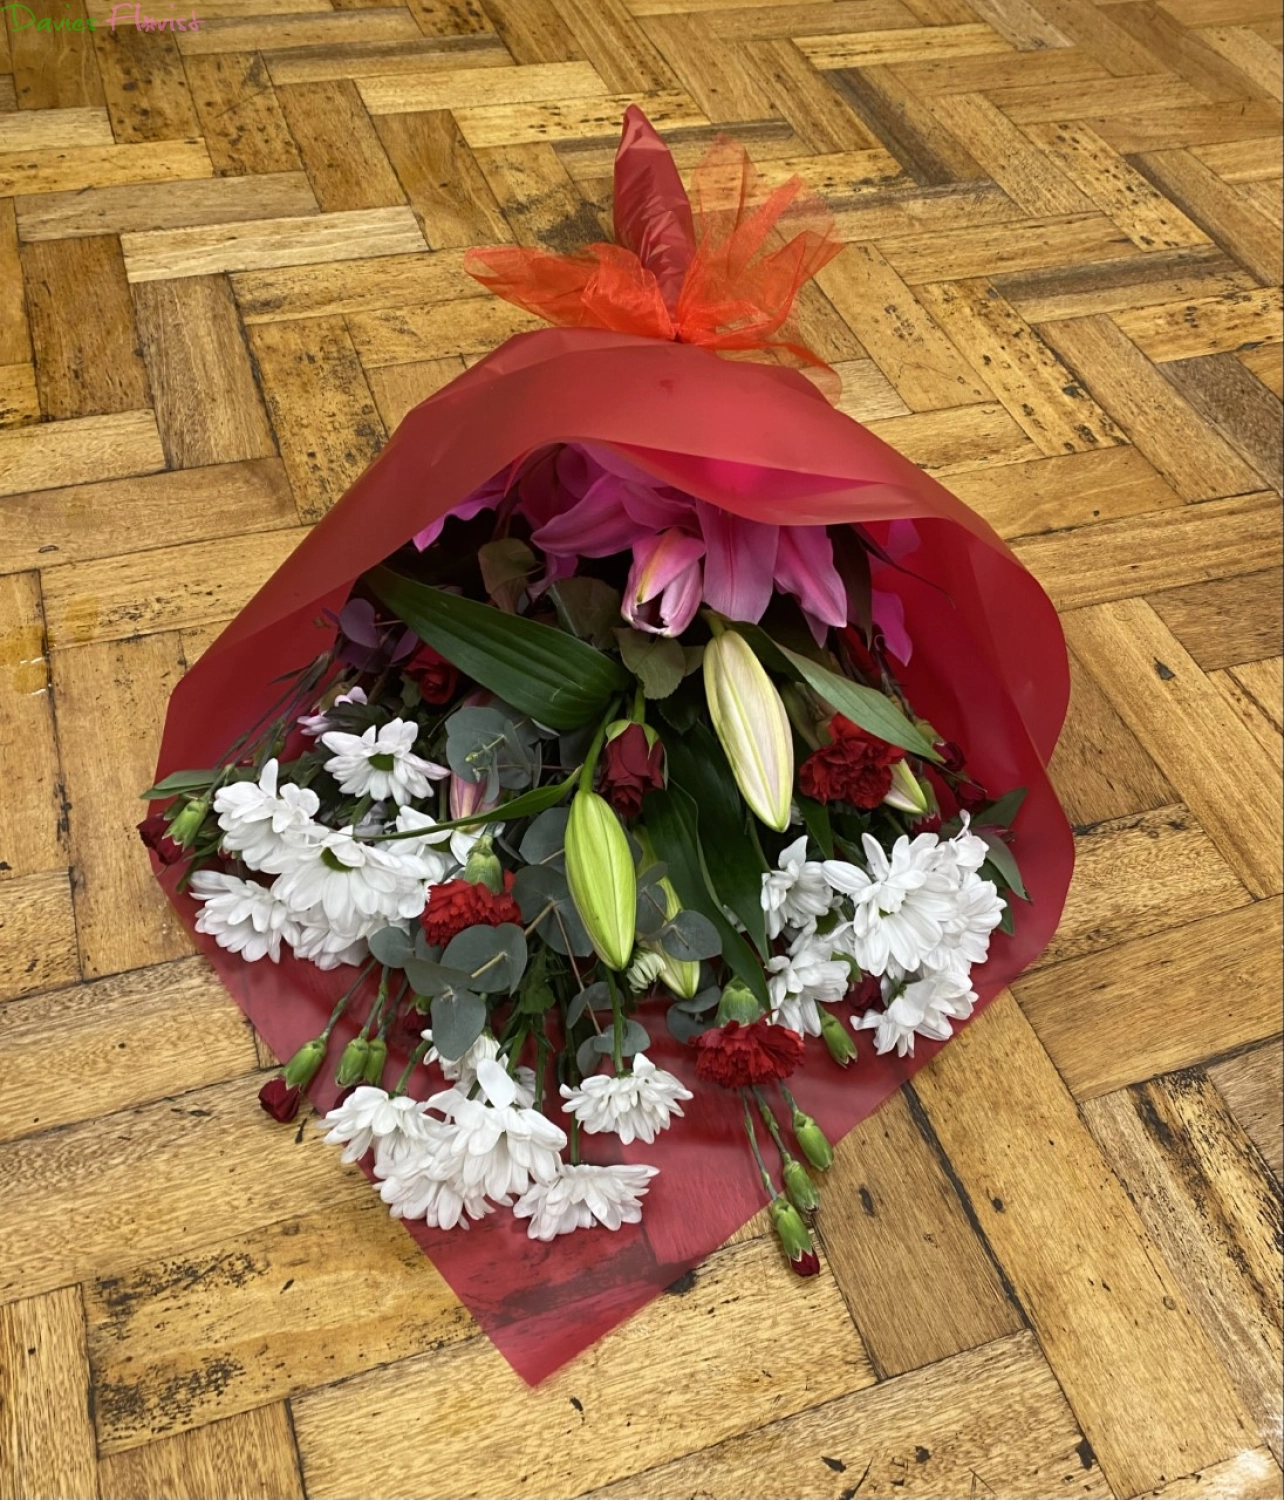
(464, 106, 843, 383)
(150, 327, 1074, 1384)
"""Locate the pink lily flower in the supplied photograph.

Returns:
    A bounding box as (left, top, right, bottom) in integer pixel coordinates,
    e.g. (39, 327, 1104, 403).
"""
(623, 529, 705, 636)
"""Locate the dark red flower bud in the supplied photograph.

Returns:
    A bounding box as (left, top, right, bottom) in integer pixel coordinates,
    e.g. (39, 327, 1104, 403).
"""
(597, 722, 665, 821)
(798, 715, 904, 808)
(137, 812, 184, 866)
(791, 1247, 822, 1277)
(849, 973, 882, 1009)
(258, 1076, 301, 1122)
(405, 643, 459, 705)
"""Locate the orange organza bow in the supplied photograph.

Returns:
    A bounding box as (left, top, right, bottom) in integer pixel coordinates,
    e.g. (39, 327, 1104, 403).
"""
(463, 107, 844, 392)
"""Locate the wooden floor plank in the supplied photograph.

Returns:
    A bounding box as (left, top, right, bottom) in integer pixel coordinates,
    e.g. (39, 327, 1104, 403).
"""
(99, 1404, 305, 1500)
(0, 572, 63, 882)
(1208, 1039, 1284, 1181)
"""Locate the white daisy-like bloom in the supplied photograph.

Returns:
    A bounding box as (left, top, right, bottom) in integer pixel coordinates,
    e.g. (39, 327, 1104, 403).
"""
(824, 833, 955, 976)
(560, 1054, 692, 1145)
(422, 1029, 501, 1085)
(319, 1086, 437, 1169)
(214, 759, 321, 875)
(298, 685, 368, 738)
(383, 806, 457, 886)
(761, 835, 833, 941)
(765, 928, 850, 1036)
(855, 970, 977, 1057)
(938, 811, 989, 878)
(375, 1156, 496, 1230)
(513, 1162, 659, 1240)
(270, 825, 433, 931)
(288, 910, 369, 970)
(189, 869, 296, 962)
(430, 1058, 566, 1201)
(921, 871, 1005, 976)
(322, 718, 449, 806)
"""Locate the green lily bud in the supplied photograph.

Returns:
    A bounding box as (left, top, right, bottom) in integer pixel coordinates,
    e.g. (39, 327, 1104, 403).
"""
(168, 795, 210, 849)
(565, 789, 637, 971)
(282, 1036, 327, 1089)
(769, 1196, 820, 1276)
(783, 1158, 822, 1214)
(883, 759, 930, 816)
(463, 833, 504, 894)
(818, 1008, 858, 1067)
(335, 1036, 370, 1087)
(715, 978, 763, 1026)
(652, 874, 701, 999)
(703, 628, 794, 832)
(791, 1108, 834, 1171)
(362, 1037, 388, 1085)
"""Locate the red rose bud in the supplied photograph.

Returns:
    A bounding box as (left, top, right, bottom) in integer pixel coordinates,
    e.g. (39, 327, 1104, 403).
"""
(849, 973, 882, 1010)
(783, 1158, 822, 1214)
(791, 1108, 834, 1171)
(335, 1036, 370, 1087)
(770, 1197, 820, 1276)
(362, 1037, 388, 1086)
(798, 716, 904, 809)
(598, 721, 666, 821)
(405, 643, 459, 705)
(283, 1036, 327, 1089)
(258, 1076, 302, 1122)
(818, 1008, 858, 1067)
(137, 812, 184, 866)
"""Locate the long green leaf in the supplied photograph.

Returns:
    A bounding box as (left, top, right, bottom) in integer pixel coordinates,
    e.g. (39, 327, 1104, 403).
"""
(775, 643, 940, 761)
(645, 787, 768, 1007)
(364, 776, 573, 841)
(366, 567, 628, 732)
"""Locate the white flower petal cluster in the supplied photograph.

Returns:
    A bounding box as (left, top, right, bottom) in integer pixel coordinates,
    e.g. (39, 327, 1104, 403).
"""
(761, 835, 833, 940)
(298, 685, 368, 738)
(322, 718, 449, 806)
(854, 970, 977, 1058)
(430, 1058, 567, 1201)
(513, 1163, 658, 1240)
(215, 758, 320, 874)
(189, 869, 295, 962)
(560, 1054, 692, 1145)
(320, 1086, 439, 1170)
(766, 929, 850, 1037)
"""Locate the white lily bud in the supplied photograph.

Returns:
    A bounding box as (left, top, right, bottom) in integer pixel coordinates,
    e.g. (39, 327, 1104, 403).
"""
(703, 629, 794, 833)
(882, 758, 930, 815)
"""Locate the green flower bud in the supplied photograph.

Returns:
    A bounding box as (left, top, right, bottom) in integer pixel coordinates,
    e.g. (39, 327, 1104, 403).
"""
(565, 789, 637, 971)
(463, 833, 504, 894)
(282, 1036, 327, 1089)
(652, 875, 701, 999)
(792, 1108, 834, 1171)
(335, 1036, 370, 1087)
(715, 979, 763, 1027)
(818, 1008, 858, 1067)
(362, 1037, 388, 1085)
(769, 1196, 820, 1276)
(883, 759, 930, 815)
(703, 628, 794, 832)
(783, 1158, 821, 1214)
(168, 795, 210, 849)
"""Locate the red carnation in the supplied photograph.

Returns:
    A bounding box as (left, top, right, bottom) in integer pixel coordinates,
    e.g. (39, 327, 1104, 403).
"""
(405, 643, 459, 705)
(258, 1076, 302, 1122)
(798, 715, 905, 808)
(692, 1019, 806, 1089)
(137, 812, 184, 866)
(421, 876, 522, 949)
(598, 723, 665, 820)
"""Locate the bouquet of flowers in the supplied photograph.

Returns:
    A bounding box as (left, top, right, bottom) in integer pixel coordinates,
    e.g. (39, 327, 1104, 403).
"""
(142, 109, 1073, 1382)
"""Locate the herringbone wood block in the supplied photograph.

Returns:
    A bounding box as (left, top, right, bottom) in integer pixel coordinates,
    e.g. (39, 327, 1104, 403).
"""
(0, 0, 1280, 1495)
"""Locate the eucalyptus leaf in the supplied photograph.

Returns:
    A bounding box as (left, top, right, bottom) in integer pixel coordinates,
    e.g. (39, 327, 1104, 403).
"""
(576, 1035, 605, 1074)
(404, 955, 474, 998)
(618, 1018, 650, 1057)
(566, 981, 610, 1028)
(676, 985, 722, 1015)
(441, 923, 529, 994)
(511, 864, 593, 956)
(658, 910, 722, 963)
(667, 1005, 711, 1044)
(974, 786, 1028, 831)
(366, 567, 628, 731)
(478, 538, 537, 610)
(636, 880, 669, 938)
(367, 925, 413, 969)
(429, 990, 487, 1062)
(614, 628, 687, 700)
(519, 807, 569, 867)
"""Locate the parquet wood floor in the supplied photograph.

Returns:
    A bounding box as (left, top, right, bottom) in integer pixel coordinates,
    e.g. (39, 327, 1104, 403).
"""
(0, 1, 1280, 1495)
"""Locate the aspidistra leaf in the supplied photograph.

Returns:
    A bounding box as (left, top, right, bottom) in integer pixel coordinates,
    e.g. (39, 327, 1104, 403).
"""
(774, 642, 940, 761)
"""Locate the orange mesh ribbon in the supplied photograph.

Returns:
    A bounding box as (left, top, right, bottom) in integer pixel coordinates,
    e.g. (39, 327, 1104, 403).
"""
(463, 106, 844, 392)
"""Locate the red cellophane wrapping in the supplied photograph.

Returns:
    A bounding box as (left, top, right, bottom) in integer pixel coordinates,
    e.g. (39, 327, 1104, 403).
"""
(149, 110, 1074, 1384)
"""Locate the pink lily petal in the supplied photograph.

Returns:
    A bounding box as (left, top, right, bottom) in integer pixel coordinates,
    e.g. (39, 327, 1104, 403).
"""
(652, 556, 704, 636)
(696, 500, 778, 624)
(873, 588, 912, 665)
(620, 484, 697, 532)
(531, 475, 650, 558)
(412, 485, 504, 550)
(629, 529, 707, 606)
(775, 525, 847, 636)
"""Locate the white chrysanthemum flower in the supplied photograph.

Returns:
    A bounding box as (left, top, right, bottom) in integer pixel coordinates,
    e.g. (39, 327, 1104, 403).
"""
(922, 872, 1006, 975)
(560, 1054, 692, 1145)
(939, 811, 989, 877)
(288, 910, 368, 970)
(765, 929, 850, 1036)
(824, 833, 955, 976)
(431, 1058, 566, 1200)
(189, 869, 296, 962)
(319, 1086, 437, 1169)
(270, 825, 429, 930)
(214, 759, 321, 874)
(375, 1156, 496, 1230)
(855, 970, 977, 1057)
(422, 1029, 503, 1086)
(761, 835, 833, 941)
(513, 1162, 659, 1240)
(322, 718, 448, 805)
(298, 685, 368, 738)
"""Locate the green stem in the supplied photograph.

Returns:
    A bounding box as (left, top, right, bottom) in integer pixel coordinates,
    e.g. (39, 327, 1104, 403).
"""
(322, 960, 377, 1040)
(605, 968, 624, 1073)
(577, 698, 622, 794)
(752, 1086, 795, 1165)
(631, 681, 646, 722)
(392, 1039, 430, 1097)
(569, 1115, 582, 1166)
(741, 1092, 777, 1202)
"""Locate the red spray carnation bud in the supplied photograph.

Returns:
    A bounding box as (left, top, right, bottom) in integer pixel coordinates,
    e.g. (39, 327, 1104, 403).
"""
(258, 1076, 302, 1122)
(798, 715, 904, 808)
(137, 812, 184, 866)
(692, 1018, 805, 1089)
(405, 643, 459, 705)
(598, 721, 665, 820)
(421, 876, 521, 949)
